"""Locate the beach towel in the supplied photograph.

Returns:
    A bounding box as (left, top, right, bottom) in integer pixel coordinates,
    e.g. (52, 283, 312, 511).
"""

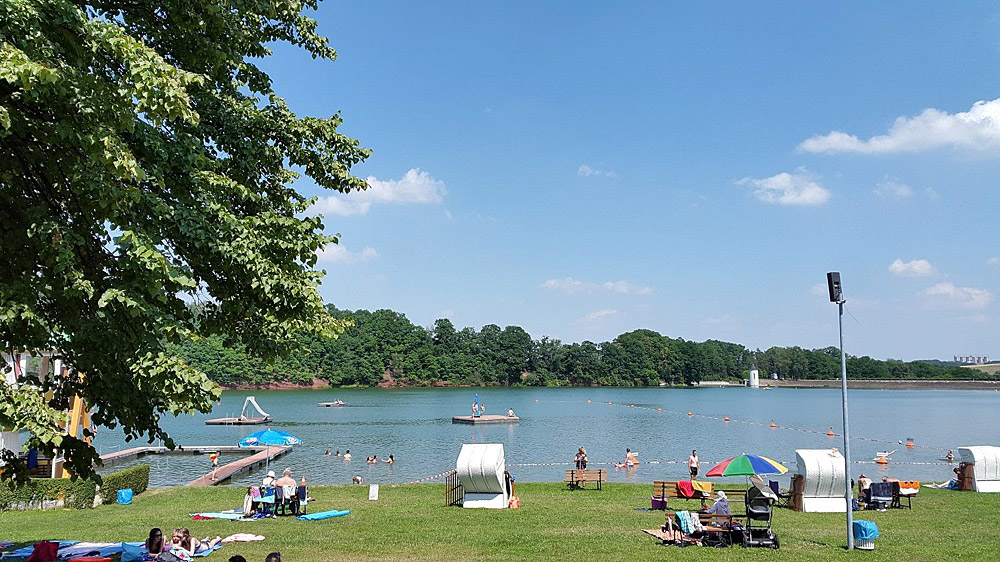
(189, 512, 245, 520)
(691, 481, 712, 495)
(676, 481, 695, 498)
(56, 543, 123, 559)
(296, 509, 350, 521)
(675, 511, 694, 534)
(5, 541, 77, 559)
(192, 543, 222, 558)
(221, 534, 264, 543)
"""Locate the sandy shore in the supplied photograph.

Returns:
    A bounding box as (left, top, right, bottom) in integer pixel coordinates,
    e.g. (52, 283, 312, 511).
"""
(767, 379, 1000, 390)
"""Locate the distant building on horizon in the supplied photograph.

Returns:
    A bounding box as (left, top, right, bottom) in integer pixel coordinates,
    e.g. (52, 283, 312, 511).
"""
(954, 355, 990, 365)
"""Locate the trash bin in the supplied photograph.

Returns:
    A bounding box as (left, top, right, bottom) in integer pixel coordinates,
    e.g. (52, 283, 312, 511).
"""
(853, 519, 879, 550)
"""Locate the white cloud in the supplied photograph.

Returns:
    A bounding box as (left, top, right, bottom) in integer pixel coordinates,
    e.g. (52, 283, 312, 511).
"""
(737, 168, 831, 206)
(316, 244, 378, 264)
(312, 168, 445, 216)
(578, 164, 617, 178)
(541, 277, 653, 295)
(799, 98, 1000, 154)
(810, 283, 829, 297)
(987, 256, 1000, 266)
(874, 178, 913, 199)
(889, 258, 936, 277)
(584, 309, 618, 321)
(920, 282, 993, 310)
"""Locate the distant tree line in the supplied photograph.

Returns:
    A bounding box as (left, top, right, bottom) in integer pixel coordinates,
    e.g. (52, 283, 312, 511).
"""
(172, 306, 995, 387)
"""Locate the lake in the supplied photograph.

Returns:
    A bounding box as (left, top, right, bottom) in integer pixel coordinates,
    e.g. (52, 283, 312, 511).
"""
(93, 386, 1000, 487)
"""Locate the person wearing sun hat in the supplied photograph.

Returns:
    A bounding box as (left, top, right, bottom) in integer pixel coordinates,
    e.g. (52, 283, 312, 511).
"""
(706, 490, 731, 515)
(262, 470, 276, 487)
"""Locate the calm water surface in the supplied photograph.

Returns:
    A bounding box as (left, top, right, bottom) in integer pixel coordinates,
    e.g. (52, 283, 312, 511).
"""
(93, 387, 1000, 487)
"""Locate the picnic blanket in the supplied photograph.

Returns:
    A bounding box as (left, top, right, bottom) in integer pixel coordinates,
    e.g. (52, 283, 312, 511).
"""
(221, 534, 264, 543)
(2, 541, 78, 558)
(296, 509, 350, 521)
(190, 512, 245, 520)
(56, 542, 124, 559)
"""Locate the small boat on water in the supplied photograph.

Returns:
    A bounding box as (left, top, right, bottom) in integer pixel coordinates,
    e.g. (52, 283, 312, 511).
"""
(205, 396, 272, 425)
(318, 399, 345, 407)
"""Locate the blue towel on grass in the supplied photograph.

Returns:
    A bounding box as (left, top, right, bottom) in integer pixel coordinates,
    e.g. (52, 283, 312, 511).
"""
(297, 509, 350, 521)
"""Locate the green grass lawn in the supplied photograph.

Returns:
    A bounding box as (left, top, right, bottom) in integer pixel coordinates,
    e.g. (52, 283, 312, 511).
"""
(1, 484, 998, 561)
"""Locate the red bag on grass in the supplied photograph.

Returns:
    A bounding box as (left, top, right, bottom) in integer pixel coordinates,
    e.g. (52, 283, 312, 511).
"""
(26, 540, 59, 562)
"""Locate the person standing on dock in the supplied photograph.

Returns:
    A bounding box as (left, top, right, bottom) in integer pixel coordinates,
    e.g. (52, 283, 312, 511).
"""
(210, 451, 221, 481)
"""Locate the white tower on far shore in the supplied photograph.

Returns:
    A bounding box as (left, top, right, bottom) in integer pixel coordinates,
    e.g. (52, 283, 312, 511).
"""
(748, 366, 760, 388)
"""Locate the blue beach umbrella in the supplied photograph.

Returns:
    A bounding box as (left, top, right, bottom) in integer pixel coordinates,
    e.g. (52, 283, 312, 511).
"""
(238, 429, 302, 447)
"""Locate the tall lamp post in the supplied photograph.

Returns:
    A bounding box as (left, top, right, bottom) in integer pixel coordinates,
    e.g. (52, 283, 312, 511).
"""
(827, 272, 853, 550)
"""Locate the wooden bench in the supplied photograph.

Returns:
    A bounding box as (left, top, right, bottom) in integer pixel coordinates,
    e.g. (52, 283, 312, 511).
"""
(652, 481, 746, 509)
(565, 468, 607, 490)
(646, 511, 738, 546)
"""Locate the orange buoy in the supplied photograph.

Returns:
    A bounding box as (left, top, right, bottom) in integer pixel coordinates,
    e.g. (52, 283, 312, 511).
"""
(770, 422, 777, 428)
(876, 457, 889, 465)
(724, 416, 730, 422)
(657, 407, 662, 412)
(687, 411, 693, 416)
(906, 441, 914, 448)
(827, 429, 835, 436)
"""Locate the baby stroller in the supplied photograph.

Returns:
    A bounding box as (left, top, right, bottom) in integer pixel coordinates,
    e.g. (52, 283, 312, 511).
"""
(743, 486, 779, 549)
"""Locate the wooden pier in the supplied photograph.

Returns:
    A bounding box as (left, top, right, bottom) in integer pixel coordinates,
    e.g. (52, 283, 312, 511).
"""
(100, 444, 292, 486)
(188, 445, 291, 486)
(101, 444, 253, 464)
(451, 415, 520, 425)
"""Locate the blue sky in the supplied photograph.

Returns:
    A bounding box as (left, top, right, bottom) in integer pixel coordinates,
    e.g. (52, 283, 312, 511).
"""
(261, 1, 999, 361)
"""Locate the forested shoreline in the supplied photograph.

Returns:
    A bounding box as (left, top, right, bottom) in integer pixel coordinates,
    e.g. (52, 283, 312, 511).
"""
(170, 306, 995, 388)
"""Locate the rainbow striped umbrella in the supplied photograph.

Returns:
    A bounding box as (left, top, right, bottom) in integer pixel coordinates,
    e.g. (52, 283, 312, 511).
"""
(705, 454, 787, 477)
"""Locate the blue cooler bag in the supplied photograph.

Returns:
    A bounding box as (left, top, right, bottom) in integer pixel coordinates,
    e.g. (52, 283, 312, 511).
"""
(117, 488, 134, 505)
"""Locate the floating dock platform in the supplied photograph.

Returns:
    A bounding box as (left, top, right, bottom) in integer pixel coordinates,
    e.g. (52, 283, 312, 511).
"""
(452, 415, 520, 425)
(204, 416, 271, 425)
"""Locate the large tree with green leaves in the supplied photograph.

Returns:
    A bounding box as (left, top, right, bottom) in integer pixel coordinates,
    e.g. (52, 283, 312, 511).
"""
(0, 0, 369, 480)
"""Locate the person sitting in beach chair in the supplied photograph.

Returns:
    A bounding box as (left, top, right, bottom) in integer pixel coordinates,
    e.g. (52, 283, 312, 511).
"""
(297, 476, 309, 515)
(274, 468, 299, 515)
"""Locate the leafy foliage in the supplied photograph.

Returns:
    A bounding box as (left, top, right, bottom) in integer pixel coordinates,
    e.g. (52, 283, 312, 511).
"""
(177, 306, 992, 388)
(1, 0, 369, 481)
(0, 476, 96, 511)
